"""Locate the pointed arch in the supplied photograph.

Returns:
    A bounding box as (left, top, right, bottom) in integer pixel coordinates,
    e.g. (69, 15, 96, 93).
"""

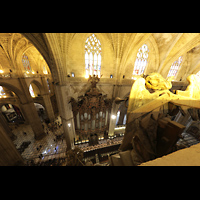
(28, 79, 44, 97)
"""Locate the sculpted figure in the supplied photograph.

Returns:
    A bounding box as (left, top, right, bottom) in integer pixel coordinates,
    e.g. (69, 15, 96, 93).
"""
(176, 74, 200, 99)
(118, 73, 200, 165)
(144, 72, 174, 90)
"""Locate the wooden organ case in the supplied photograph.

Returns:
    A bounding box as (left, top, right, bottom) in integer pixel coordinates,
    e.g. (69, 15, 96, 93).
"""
(71, 75, 112, 146)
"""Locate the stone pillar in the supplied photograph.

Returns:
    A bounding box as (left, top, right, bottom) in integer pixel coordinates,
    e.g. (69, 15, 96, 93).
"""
(20, 102, 46, 140)
(0, 121, 24, 166)
(61, 116, 75, 149)
(18, 78, 45, 140)
(108, 84, 121, 136)
(41, 77, 55, 122)
(108, 102, 118, 136)
(42, 94, 55, 122)
(18, 104, 30, 125)
(0, 111, 16, 140)
(54, 84, 76, 150)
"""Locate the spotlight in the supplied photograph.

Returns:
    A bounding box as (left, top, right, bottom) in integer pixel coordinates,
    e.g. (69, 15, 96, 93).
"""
(111, 115, 116, 119)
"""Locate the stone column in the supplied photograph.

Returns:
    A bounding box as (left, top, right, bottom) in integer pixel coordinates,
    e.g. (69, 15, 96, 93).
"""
(0, 121, 24, 166)
(42, 94, 55, 122)
(108, 84, 121, 136)
(41, 77, 55, 122)
(20, 102, 46, 140)
(18, 78, 46, 140)
(0, 111, 16, 140)
(108, 102, 119, 136)
(54, 84, 76, 150)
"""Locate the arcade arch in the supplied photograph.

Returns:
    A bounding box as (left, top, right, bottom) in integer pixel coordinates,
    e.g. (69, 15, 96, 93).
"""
(29, 82, 41, 97)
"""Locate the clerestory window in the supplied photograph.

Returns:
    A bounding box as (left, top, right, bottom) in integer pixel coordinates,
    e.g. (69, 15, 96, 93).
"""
(133, 44, 149, 76)
(22, 53, 32, 73)
(0, 86, 5, 96)
(29, 84, 35, 97)
(167, 56, 183, 78)
(85, 34, 101, 78)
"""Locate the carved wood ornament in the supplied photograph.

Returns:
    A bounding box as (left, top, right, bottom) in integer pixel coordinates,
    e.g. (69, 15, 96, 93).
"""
(71, 75, 112, 143)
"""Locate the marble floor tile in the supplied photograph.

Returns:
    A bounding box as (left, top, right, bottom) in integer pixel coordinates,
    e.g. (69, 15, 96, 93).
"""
(12, 116, 67, 161)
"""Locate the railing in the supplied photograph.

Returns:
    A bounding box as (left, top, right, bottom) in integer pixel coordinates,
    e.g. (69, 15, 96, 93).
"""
(25, 138, 123, 166)
(0, 72, 51, 79)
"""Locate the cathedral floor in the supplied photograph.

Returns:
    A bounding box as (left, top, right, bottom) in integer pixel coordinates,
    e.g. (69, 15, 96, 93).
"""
(12, 116, 67, 165)
(10, 117, 200, 166)
(11, 117, 123, 166)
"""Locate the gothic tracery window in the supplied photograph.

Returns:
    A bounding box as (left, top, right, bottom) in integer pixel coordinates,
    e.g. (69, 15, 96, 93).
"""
(0, 86, 5, 96)
(133, 44, 149, 76)
(29, 84, 35, 97)
(85, 34, 101, 78)
(22, 54, 32, 73)
(167, 56, 183, 78)
(43, 65, 48, 74)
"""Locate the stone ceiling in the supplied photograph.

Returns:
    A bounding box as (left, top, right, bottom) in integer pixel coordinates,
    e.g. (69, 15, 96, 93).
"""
(1, 33, 200, 84)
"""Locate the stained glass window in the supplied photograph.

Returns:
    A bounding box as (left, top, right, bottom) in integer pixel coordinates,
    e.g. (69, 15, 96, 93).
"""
(47, 79, 51, 93)
(167, 56, 183, 78)
(133, 44, 149, 76)
(43, 65, 48, 74)
(85, 34, 101, 78)
(29, 84, 35, 97)
(22, 54, 32, 73)
(0, 86, 5, 96)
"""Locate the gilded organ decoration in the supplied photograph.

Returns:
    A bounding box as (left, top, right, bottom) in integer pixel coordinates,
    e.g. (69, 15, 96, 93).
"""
(71, 75, 112, 145)
(88, 74, 100, 89)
